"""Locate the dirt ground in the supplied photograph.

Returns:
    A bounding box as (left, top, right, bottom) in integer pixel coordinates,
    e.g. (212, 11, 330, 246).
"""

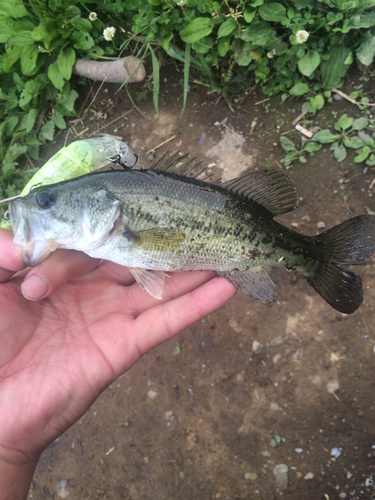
(28, 64, 375, 500)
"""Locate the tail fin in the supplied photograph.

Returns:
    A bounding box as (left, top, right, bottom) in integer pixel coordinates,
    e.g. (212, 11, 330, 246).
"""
(306, 215, 375, 314)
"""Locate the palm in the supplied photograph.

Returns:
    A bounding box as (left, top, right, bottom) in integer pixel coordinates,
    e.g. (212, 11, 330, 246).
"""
(0, 249, 236, 458)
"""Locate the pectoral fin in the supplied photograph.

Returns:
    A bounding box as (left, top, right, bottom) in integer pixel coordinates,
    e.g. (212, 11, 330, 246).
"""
(129, 267, 170, 300)
(219, 267, 277, 303)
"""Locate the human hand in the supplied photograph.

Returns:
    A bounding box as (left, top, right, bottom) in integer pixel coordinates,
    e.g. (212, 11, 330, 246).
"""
(0, 229, 236, 498)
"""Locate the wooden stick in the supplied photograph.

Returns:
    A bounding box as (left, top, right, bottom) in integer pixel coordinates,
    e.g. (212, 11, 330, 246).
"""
(146, 135, 176, 155)
(88, 109, 133, 137)
(292, 110, 308, 126)
(254, 97, 270, 105)
(333, 88, 375, 107)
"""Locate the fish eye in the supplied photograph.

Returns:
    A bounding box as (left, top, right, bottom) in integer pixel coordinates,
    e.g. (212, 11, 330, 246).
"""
(3, 211, 10, 220)
(37, 190, 54, 209)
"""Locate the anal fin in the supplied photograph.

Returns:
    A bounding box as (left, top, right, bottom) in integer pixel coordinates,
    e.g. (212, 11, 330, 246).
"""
(219, 267, 277, 303)
(129, 267, 170, 300)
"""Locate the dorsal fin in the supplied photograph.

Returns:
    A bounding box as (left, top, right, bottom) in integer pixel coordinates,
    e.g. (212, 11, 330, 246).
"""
(150, 151, 219, 181)
(222, 169, 299, 216)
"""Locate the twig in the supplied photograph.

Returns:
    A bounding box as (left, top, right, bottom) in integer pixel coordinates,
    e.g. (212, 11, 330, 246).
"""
(295, 123, 313, 138)
(281, 129, 295, 136)
(254, 97, 270, 106)
(274, 159, 283, 169)
(222, 94, 234, 113)
(88, 109, 133, 137)
(292, 110, 308, 126)
(146, 135, 176, 154)
(102, 133, 123, 141)
(332, 88, 375, 107)
(24, 152, 35, 171)
(75, 127, 89, 137)
(369, 177, 375, 190)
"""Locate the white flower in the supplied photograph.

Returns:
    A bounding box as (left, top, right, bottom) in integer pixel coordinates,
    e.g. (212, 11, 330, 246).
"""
(103, 27, 116, 41)
(267, 49, 277, 58)
(177, 0, 185, 6)
(296, 30, 309, 44)
(89, 12, 97, 21)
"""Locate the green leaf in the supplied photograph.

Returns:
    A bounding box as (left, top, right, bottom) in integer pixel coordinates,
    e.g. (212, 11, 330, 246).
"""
(10, 31, 34, 47)
(3, 45, 23, 72)
(366, 206, 375, 216)
(299, 156, 307, 163)
(0, 0, 28, 18)
(284, 151, 298, 165)
(5, 116, 19, 136)
(259, 3, 286, 22)
(57, 47, 76, 80)
(354, 147, 371, 163)
(298, 51, 320, 77)
(26, 108, 38, 133)
(321, 44, 351, 89)
(352, 117, 368, 130)
(218, 36, 231, 57)
(366, 154, 375, 166)
(71, 17, 92, 32)
(51, 112, 66, 129)
(313, 130, 342, 143)
(250, 0, 264, 6)
(240, 21, 276, 46)
(280, 137, 296, 152)
(360, 134, 374, 146)
(343, 136, 363, 149)
(333, 144, 347, 162)
(48, 61, 65, 89)
(357, 32, 375, 66)
(270, 435, 282, 448)
(349, 12, 375, 29)
(289, 83, 310, 96)
(192, 36, 213, 54)
(149, 46, 159, 116)
(71, 31, 94, 50)
(338, 113, 353, 131)
(40, 120, 55, 141)
(160, 32, 173, 51)
(180, 18, 213, 44)
(244, 7, 256, 23)
(237, 41, 253, 66)
(304, 141, 322, 152)
(218, 18, 237, 38)
(311, 94, 324, 110)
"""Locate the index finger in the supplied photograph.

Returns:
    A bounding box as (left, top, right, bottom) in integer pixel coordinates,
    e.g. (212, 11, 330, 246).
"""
(0, 229, 25, 282)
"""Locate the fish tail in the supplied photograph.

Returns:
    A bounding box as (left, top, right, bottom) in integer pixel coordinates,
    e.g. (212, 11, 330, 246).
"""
(305, 215, 375, 314)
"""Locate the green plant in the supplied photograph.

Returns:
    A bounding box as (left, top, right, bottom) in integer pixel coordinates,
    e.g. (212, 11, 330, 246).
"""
(313, 113, 368, 162)
(280, 135, 322, 165)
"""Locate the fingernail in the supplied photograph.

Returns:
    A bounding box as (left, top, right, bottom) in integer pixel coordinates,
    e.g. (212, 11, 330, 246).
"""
(22, 275, 49, 300)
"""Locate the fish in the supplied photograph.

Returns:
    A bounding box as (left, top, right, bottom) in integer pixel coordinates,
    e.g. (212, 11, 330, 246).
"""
(5, 157, 375, 314)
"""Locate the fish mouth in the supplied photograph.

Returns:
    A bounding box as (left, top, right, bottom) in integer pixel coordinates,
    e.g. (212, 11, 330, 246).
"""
(9, 200, 56, 267)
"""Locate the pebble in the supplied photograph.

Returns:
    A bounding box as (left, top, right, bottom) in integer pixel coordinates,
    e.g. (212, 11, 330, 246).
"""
(229, 319, 242, 333)
(316, 221, 326, 229)
(179, 471, 185, 479)
(273, 464, 288, 490)
(330, 447, 342, 458)
(56, 479, 69, 498)
(252, 340, 263, 354)
(147, 390, 158, 399)
(304, 472, 314, 480)
(273, 354, 281, 364)
(327, 380, 340, 395)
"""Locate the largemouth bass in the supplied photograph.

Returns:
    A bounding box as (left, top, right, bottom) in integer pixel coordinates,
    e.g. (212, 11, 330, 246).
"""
(5, 165, 375, 314)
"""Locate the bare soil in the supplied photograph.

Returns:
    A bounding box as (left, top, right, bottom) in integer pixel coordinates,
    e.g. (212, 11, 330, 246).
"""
(29, 65, 375, 500)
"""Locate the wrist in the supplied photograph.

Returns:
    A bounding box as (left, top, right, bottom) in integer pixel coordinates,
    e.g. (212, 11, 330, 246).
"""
(0, 446, 39, 500)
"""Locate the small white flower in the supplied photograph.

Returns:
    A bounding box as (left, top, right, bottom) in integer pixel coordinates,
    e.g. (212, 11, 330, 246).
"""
(103, 27, 116, 41)
(296, 30, 309, 44)
(89, 12, 97, 21)
(267, 48, 277, 58)
(177, 0, 185, 7)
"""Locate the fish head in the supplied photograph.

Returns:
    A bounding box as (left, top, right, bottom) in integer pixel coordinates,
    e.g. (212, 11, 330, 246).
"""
(9, 183, 121, 267)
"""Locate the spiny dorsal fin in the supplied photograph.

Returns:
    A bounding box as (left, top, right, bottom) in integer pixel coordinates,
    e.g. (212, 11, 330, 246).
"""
(222, 169, 299, 217)
(150, 151, 218, 181)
